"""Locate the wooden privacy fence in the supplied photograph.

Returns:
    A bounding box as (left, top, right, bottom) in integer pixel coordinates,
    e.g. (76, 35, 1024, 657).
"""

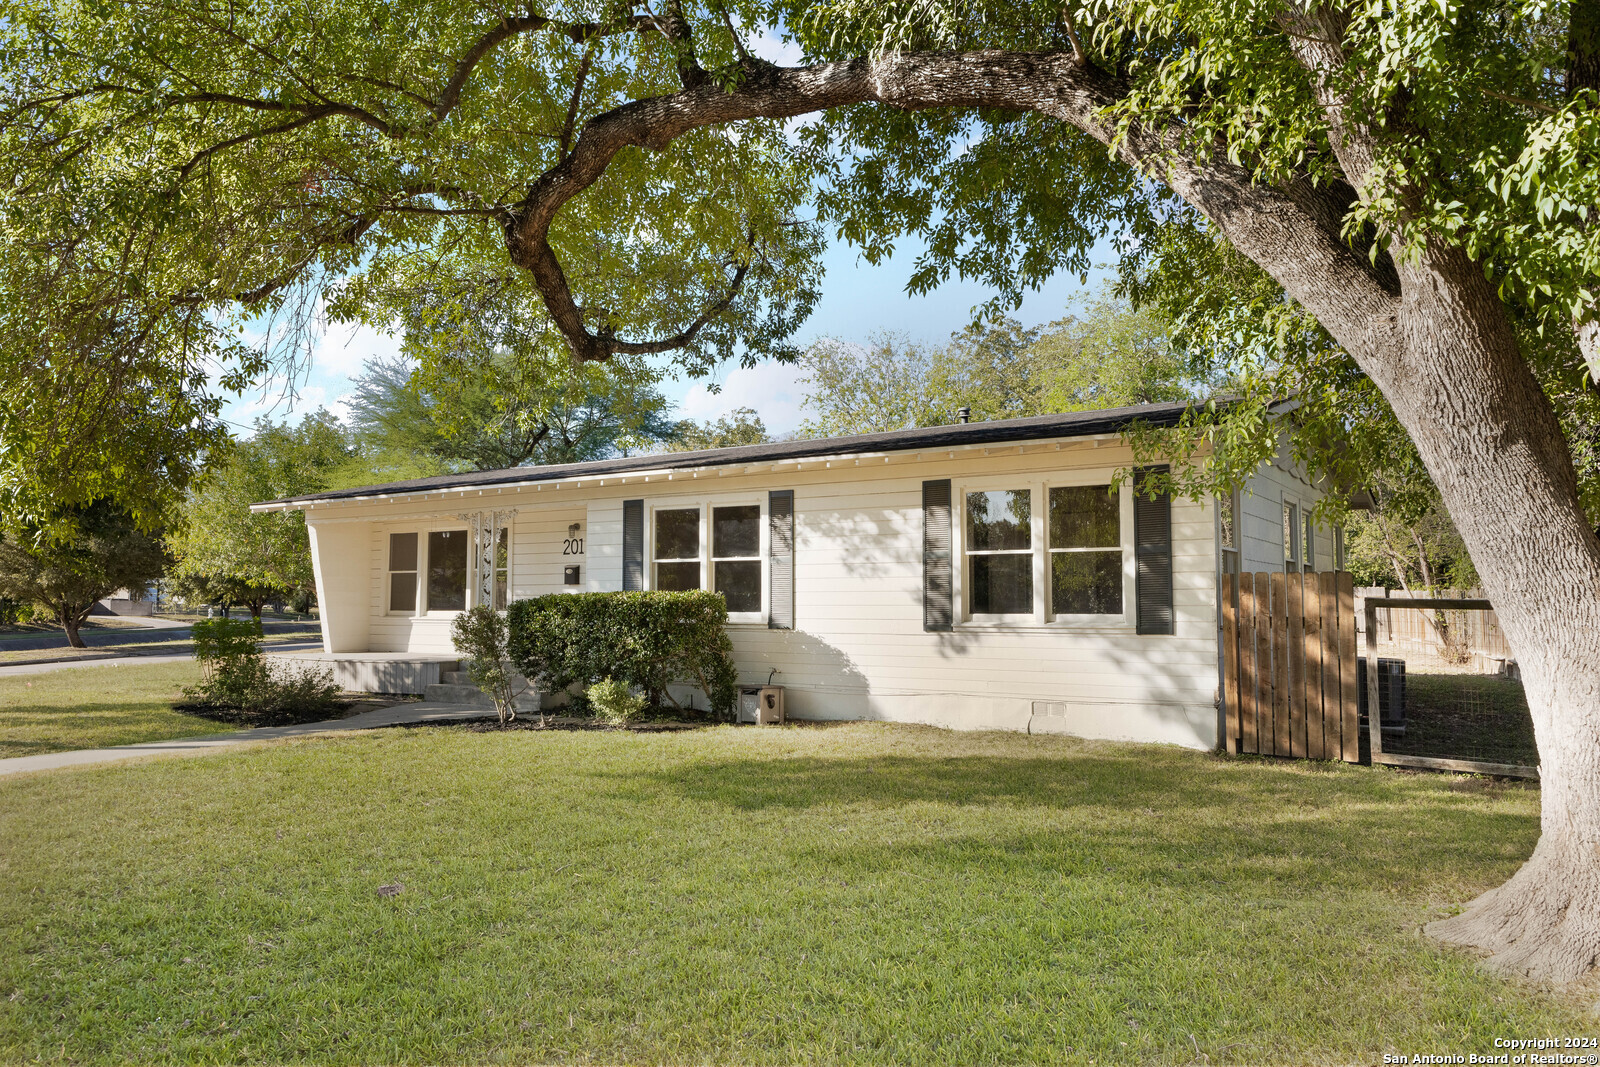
(1222, 571, 1360, 762)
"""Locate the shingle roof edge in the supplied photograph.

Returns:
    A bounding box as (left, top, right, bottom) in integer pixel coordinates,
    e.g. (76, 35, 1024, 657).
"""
(254, 400, 1196, 509)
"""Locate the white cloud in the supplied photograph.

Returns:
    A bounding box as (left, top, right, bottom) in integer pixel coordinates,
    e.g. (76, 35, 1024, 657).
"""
(747, 26, 804, 66)
(675, 360, 809, 435)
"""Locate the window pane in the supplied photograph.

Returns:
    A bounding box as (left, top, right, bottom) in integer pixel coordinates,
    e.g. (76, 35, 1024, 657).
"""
(655, 509, 699, 560)
(1218, 494, 1236, 550)
(966, 490, 1031, 551)
(427, 530, 468, 611)
(389, 532, 417, 572)
(389, 571, 416, 613)
(1304, 515, 1315, 568)
(494, 577, 508, 611)
(655, 560, 701, 591)
(715, 560, 761, 612)
(1052, 551, 1123, 614)
(971, 553, 1033, 614)
(1049, 485, 1119, 548)
(713, 505, 760, 558)
(496, 527, 508, 571)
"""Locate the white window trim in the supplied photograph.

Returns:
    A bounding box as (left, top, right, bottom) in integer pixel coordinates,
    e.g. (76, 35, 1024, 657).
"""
(645, 494, 767, 625)
(953, 474, 1136, 632)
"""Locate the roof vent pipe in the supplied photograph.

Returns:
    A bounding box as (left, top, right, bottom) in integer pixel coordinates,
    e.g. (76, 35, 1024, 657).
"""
(956, 406, 971, 424)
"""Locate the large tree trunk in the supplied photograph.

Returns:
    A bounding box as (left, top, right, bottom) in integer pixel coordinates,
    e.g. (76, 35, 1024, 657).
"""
(1337, 241, 1600, 984)
(59, 606, 87, 649)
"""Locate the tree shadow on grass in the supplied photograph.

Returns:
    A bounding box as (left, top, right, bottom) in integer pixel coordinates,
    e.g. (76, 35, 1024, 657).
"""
(0, 703, 200, 757)
(624, 750, 1539, 899)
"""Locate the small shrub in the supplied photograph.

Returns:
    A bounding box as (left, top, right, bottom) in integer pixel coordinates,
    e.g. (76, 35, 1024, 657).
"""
(451, 604, 529, 725)
(507, 590, 738, 717)
(588, 676, 648, 726)
(185, 617, 342, 721)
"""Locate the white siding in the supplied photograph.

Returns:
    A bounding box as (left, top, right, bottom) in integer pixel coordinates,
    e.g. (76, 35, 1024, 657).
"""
(1238, 440, 1330, 574)
(298, 442, 1224, 748)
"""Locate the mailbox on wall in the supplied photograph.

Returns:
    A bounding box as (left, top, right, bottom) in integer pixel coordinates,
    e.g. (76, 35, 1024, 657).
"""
(564, 565, 581, 586)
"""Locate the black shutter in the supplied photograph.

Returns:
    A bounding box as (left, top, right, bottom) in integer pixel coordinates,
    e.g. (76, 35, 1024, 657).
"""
(768, 490, 795, 629)
(923, 479, 953, 632)
(622, 499, 644, 591)
(1134, 466, 1174, 635)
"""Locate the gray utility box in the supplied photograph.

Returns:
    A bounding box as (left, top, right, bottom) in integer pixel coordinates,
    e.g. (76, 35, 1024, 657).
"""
(737, 686, 785, 725)
(1356, 656, 1407, 730)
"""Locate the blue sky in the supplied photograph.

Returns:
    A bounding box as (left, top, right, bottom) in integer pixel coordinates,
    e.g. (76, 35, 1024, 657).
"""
(218, 233, 1112, 438)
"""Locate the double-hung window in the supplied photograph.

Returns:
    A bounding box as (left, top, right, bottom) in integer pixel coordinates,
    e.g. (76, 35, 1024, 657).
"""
(1302, 512, 1316, 573)
(650, 501, 765, 619)
(965, 489, 1033, 616)
(712, 505, 761, 613)
(654, 509, 701, 591)
(387, 527, 473, 615)
(389, 533, 418, 613)
(957, 482, 1129, 624)
(1049, 485, 1123, 615)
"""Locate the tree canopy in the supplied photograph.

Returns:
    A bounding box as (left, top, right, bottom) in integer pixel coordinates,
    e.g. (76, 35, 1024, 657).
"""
(0, 503, 167, 647)
(167, 412, 357, 613)
(800, 295, 1201, 436)
(345, 352, 677, 479)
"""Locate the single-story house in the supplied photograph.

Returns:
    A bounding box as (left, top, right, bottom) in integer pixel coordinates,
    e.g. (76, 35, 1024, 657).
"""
(253, 400, 1340, 750)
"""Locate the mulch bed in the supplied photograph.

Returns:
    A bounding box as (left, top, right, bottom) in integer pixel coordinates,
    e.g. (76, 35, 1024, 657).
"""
(173, 693, 418, 729)
(388, 712, 718, 734)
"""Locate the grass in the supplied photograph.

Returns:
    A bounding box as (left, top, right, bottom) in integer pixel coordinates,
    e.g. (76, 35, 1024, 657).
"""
(0, 724, 1594, 1064)
(0, 661, 232, 757)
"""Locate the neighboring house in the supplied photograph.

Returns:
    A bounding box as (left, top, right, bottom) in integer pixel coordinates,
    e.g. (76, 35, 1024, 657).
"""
(93, 586, 155, 617)
(253, 401, 1341, 750)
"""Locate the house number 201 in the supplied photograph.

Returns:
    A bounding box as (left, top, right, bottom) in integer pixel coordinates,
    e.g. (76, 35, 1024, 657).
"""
(562, 523, 584, 556)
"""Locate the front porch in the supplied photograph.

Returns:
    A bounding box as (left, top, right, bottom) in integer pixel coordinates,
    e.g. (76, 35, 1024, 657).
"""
(266, 651, 459, 695)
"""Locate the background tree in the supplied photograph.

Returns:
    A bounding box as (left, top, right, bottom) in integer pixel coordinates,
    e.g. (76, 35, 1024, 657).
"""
(0, 504, 167, 647)
(801, 300, 1201, 436)
(10, 0, 1600, 979)
(346, 353, 676, 479)
(666, 407, 771, 451)
(169, 412, 357, 618)
(1033, 293, 1200, 412)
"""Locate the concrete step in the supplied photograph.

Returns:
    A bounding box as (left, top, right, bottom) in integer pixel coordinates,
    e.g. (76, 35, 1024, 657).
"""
(442, 670, 473, 686)
(423, 683, 494, 707)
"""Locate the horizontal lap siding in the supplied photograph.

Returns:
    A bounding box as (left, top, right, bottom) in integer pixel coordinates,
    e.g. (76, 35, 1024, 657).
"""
(312, 442, 1220, 747)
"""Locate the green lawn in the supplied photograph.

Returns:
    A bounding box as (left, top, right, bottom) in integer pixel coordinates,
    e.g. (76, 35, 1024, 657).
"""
(0, 723, 1592, 1064)
(0, 661, 231, 757)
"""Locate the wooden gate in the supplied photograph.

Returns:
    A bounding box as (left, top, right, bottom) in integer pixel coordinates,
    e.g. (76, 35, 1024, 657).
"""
(1222, 571, 1360, 762)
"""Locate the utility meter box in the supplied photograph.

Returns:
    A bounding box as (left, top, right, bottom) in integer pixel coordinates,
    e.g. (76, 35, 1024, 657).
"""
(737, 685, 785, 725)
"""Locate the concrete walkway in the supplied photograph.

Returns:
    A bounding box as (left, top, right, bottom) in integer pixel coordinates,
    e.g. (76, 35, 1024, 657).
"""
(0, 701, 499, 778)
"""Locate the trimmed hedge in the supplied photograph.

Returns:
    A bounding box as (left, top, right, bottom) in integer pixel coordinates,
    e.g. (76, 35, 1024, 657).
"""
(506, 590, 739, 716)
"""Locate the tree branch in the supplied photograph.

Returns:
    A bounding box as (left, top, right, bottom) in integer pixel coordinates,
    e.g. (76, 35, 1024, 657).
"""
(502, 50, 1401, 363)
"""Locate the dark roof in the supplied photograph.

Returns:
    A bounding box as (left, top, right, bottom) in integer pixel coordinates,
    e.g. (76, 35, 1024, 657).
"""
(256, 400, 1194, 508)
